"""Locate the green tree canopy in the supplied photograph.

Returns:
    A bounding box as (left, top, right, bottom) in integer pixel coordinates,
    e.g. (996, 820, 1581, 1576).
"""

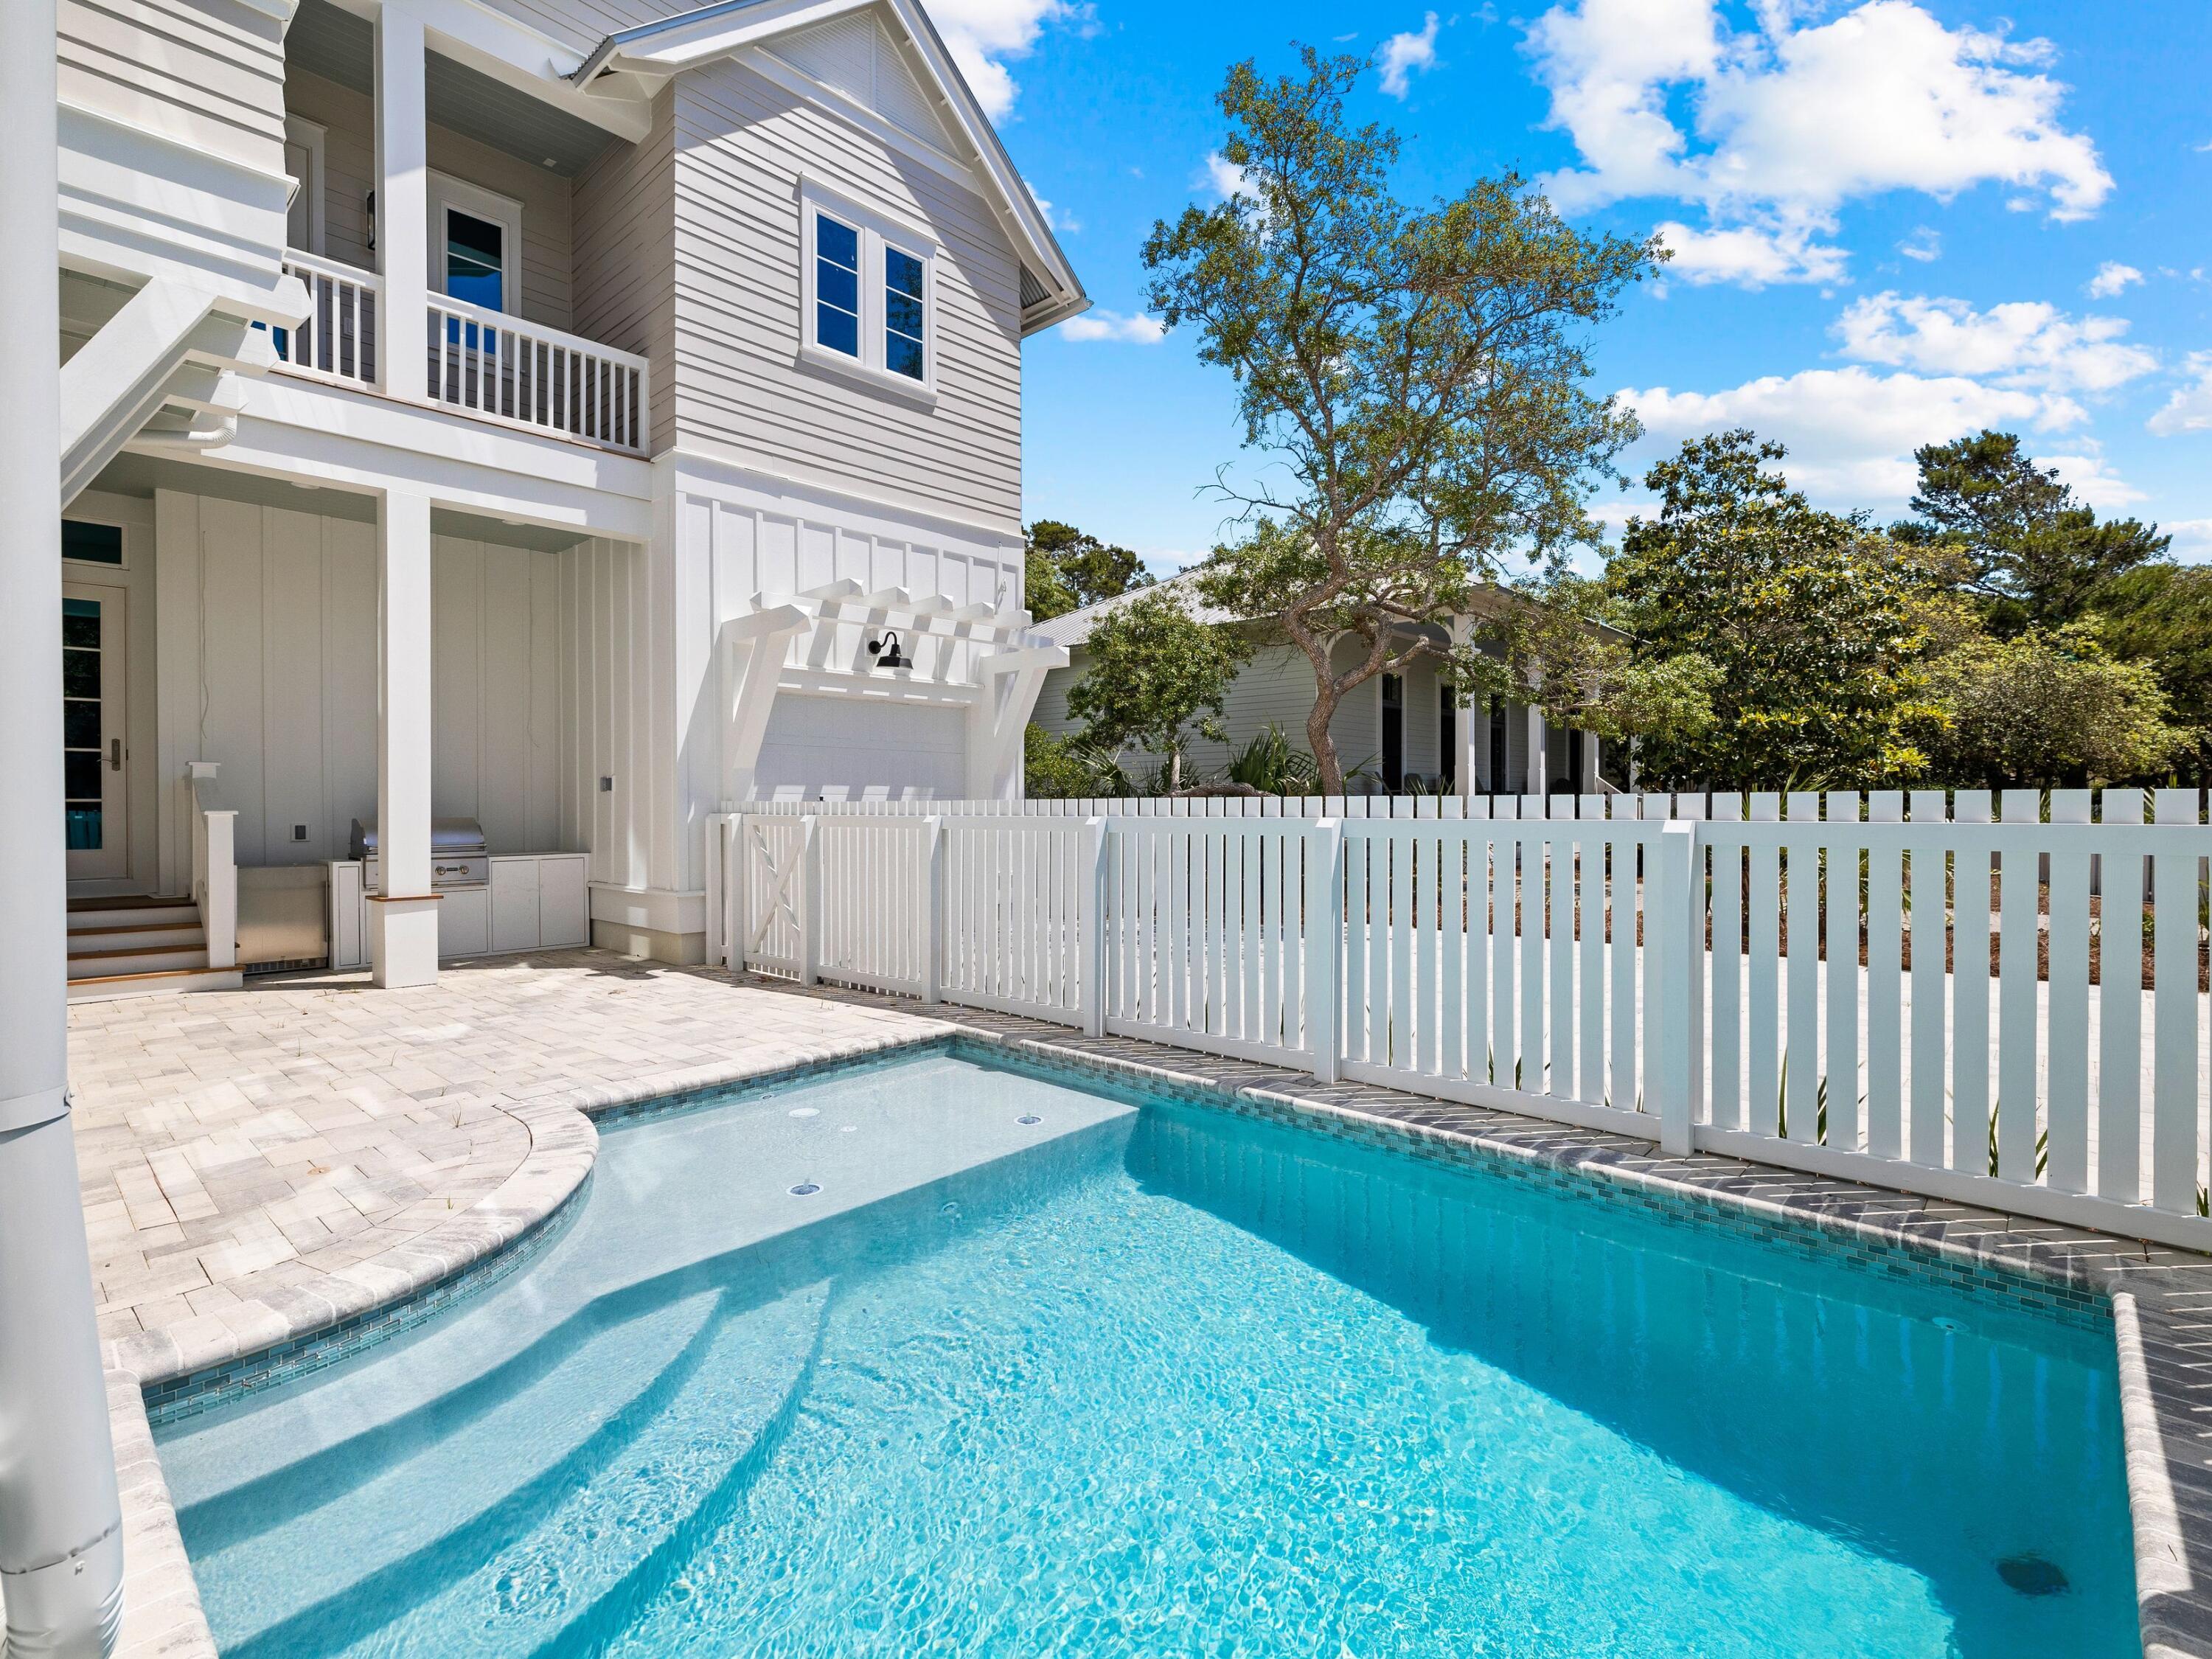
(1898, 430, 2168, 632)
(1918, 627, 2188, 788)
(1607, 431, 1960, 789)
(1147, 48, 1658, 793)
(1065, 588, 1251, 791)
(2090, 563, 2212, 769)
(1023, 520, 1152, 622)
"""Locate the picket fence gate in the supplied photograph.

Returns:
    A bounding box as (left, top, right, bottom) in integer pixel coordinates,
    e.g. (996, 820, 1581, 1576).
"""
(706, 788, 2212, 1253)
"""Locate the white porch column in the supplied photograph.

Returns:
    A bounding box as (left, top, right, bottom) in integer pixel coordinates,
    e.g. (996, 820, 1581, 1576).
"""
(370, 489, 439, 986)
(1525, 700, 1548, 795)
(374, 1, 428, 400)
(0, 1, 128, 1652)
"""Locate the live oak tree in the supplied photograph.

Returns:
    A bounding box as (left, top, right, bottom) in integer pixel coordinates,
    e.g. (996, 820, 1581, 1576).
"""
(1146, 49, 1658, 793)
(1607, 432, 1964, 789)
(1065, 588, 1251, 793)
(1023, 520, 1152, 623)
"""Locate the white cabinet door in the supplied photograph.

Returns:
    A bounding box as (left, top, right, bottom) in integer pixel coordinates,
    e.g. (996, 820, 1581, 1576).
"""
(539, 857, 589, 947)
(329, 862, 366, 970)
(439, 887, 491, 958)
(490, 860, 540, 953)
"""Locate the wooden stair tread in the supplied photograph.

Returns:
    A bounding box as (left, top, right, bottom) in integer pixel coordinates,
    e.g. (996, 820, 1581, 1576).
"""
(68, 944, 209, 963)
(66, 894, 195, 914)
(67, 921, 204, 939)
(66, 967, 233, 989)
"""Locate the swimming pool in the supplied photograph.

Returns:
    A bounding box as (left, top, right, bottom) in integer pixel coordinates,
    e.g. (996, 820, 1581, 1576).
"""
(156, 1044, 2138, 1657)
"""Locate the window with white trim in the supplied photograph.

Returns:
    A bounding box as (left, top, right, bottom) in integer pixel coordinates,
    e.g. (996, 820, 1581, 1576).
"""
(801, 183, 936, 398)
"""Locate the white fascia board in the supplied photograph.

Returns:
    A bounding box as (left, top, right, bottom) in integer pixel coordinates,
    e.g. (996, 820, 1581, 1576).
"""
(160, 390, 654, 538)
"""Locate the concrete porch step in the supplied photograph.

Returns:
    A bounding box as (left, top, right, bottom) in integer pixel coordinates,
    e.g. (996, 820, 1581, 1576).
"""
(66, 966, 242, 1003)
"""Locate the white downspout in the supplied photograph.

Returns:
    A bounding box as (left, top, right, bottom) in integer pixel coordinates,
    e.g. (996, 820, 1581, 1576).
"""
(0, 0, 128, 1653)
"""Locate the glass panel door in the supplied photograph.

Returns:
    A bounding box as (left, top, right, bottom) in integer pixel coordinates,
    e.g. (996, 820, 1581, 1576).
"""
(63, 585, 128, 880)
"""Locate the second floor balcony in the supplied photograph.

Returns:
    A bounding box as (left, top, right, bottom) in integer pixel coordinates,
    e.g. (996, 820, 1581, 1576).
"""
(272, 0, 650, 456)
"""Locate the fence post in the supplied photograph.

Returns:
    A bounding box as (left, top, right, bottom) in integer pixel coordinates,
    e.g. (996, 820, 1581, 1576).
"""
(922, 815, 944, 1006)
(1649, 818, 1702, 1155)
(799, 813, 821, 988)
(1080, 816, 1107, 1037)
(728, 815, 748, 975)
(1306, 818, 1344, 1083)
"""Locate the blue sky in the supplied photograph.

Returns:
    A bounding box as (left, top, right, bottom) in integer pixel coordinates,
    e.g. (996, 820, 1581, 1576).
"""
(928, 0, 2212, 574)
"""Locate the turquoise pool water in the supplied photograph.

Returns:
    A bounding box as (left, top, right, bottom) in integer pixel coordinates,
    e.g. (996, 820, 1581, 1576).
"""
(159, 1048, 2138, 1658)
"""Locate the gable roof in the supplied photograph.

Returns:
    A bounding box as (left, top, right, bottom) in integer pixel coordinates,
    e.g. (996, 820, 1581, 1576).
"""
(570, 0, 1087, 336)
(1032, 571, 1230, 648)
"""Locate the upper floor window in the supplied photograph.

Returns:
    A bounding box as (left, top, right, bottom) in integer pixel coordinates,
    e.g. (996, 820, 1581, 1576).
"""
(801, 181, 936, 401)
(426, 174, 522, 318)
(815, 215, 862, 358)
(885, 247, 925, 380)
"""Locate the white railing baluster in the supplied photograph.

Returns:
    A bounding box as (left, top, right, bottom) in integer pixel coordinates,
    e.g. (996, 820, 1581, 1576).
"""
(420, 291, 650, 453)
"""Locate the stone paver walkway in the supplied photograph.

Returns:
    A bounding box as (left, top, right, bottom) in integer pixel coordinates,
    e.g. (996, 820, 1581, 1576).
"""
(69, 950, 945, 1380)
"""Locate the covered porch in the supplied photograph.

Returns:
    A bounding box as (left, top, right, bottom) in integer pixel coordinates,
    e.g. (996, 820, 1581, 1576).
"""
(59, 451, 647, 998)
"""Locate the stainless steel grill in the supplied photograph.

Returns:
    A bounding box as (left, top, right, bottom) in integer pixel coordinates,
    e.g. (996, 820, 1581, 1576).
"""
(351, 817, 490, 888)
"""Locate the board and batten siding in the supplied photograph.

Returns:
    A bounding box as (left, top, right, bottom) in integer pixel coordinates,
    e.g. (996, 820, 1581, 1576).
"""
(61, 0, 288, 177)
(285, 68, 578, 332)
(572, 89, 678, 456)
(670, 57, 1025, 534)
(556, 536, 654, 891)
(153, 491, 588, 882)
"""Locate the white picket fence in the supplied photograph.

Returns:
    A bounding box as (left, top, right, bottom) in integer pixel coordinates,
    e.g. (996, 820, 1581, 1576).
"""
(706, 788, 2212, 1252)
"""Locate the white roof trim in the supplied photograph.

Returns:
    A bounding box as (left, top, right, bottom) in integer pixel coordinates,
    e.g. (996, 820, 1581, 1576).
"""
(571, 0, 1088, 335)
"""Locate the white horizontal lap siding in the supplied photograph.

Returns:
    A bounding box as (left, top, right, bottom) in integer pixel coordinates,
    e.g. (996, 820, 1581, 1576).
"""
(62, 0, 286, 175)
(573, 88, 677, 453)
(288, 70, 577, 331)
(671, 60, 1023, 534)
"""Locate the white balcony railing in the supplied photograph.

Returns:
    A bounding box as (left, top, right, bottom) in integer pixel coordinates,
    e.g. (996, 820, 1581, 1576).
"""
(426, 293, 649, 454)
(275, 251, 379, 390)
(271, 251, 649, 455)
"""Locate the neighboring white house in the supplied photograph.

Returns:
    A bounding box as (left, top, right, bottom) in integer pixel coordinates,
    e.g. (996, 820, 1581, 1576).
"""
(1030, 571, 1612, 796)
(38, 0, 1085, 992)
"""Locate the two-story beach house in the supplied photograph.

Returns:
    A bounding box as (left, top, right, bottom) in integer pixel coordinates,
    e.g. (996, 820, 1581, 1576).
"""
(32, 0, 1085, 1000)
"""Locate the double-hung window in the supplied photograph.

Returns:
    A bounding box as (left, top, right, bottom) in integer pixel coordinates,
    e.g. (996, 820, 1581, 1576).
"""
(801, 182, 936, 399)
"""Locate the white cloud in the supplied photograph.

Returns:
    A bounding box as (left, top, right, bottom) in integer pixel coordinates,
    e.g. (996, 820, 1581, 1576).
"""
(2037, 450, 2146, 512)
(1898, 226, 1941, 262)
(1620, 366, 2083, 505)
(1197, 150, 1255, 203)
(2168, 520, 2212, 561)
(1834, 292, 2157, 393)
(1376, 13, 1441, 99)
(1655, 220, 1848, 286)
(2149, 354, 2212, 437)
(1032, 195, 1080, 234)
(1059, 309, 1166, 344)
(927, 0, 1081, 119)
(2087, 260, 2144, 298)
(1525, 0, 2111, 288)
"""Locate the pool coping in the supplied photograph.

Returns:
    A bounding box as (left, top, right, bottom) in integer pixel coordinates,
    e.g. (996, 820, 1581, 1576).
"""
(107, 981, 2212, 1659)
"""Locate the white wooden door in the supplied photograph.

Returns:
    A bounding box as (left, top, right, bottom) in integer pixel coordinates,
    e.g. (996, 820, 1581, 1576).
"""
(63, 582, 128, 880)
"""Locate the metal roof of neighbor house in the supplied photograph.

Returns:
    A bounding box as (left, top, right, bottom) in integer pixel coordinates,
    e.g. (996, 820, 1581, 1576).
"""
(1031, 571, 1238, 647)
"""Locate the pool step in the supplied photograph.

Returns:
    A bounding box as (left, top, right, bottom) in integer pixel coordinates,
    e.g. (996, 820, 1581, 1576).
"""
(195, 1284, 828, 1659)
(188, 1288, 726, 1652)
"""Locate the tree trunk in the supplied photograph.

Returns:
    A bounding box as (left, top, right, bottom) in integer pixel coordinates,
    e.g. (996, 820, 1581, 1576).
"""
(1307, 689, 1344, 795)
(1169, 747, 1183, 793)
